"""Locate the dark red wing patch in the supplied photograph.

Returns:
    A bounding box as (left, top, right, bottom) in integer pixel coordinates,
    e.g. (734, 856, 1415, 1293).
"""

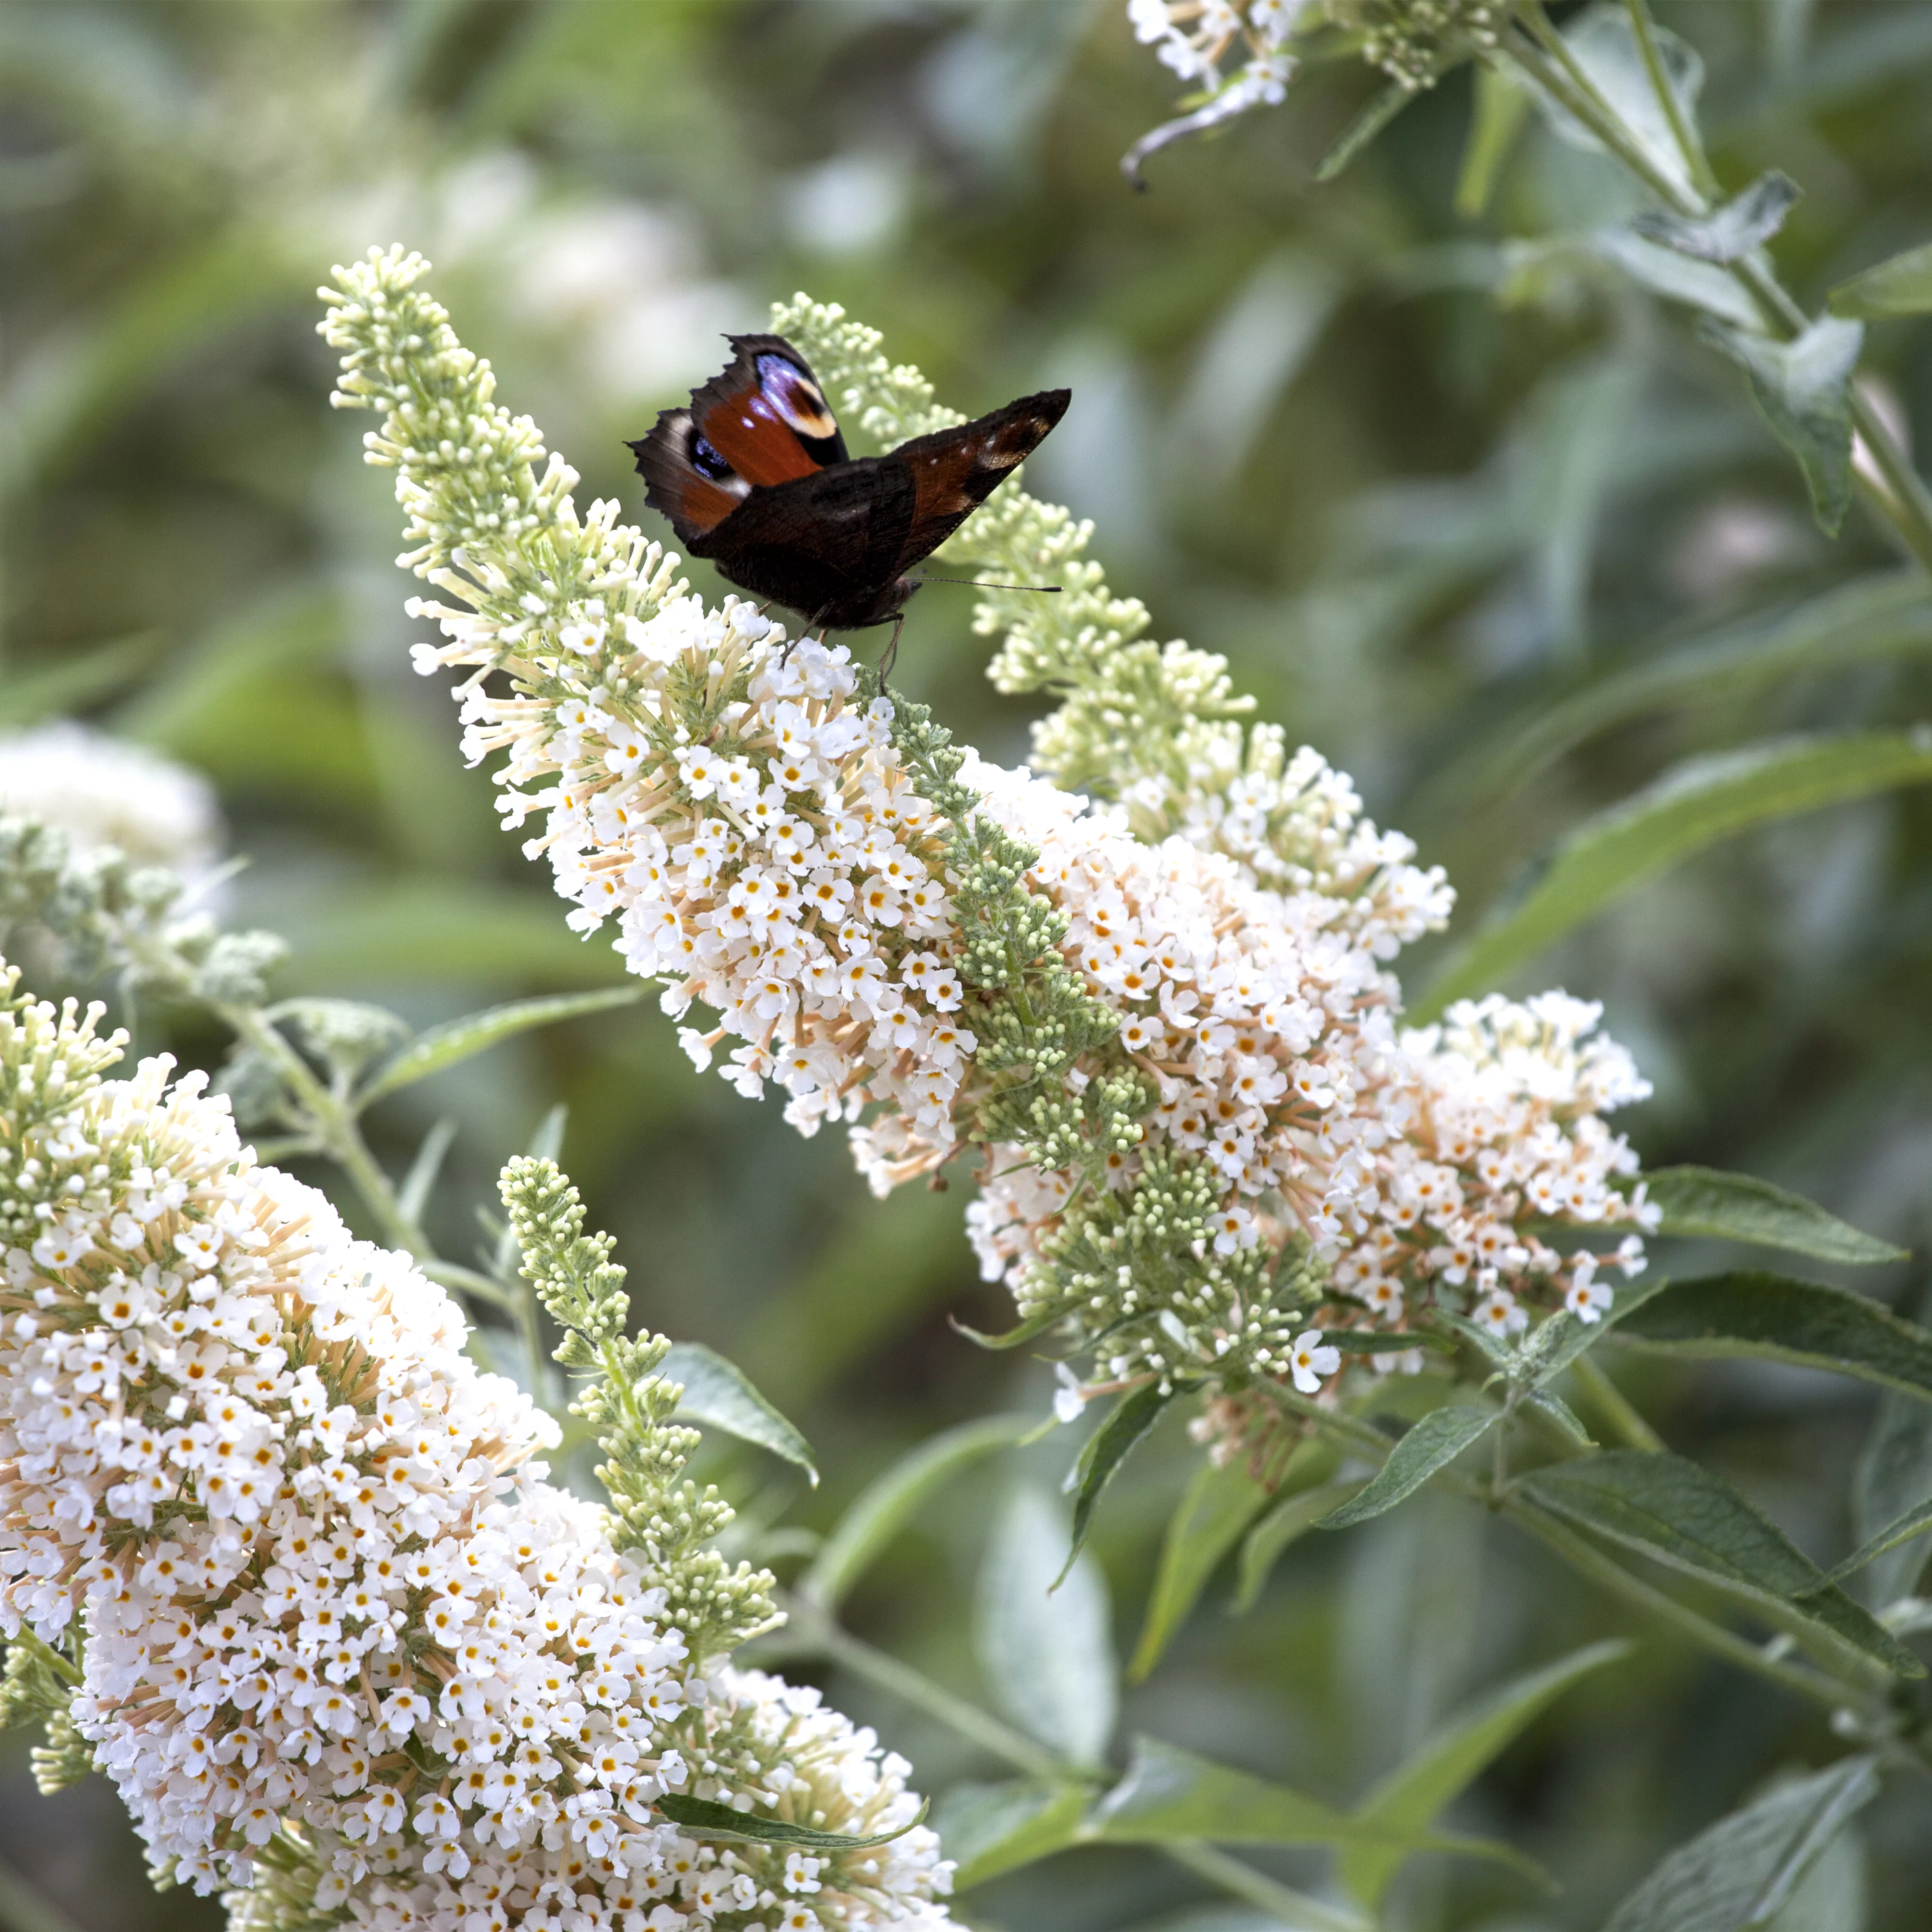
(689, 336, 846, 489)
(627, 409, 749, 543)
(896, 389, 1071, 563)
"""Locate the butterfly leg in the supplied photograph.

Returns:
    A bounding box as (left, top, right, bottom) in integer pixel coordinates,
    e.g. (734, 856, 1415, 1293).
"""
(876, 613, 906, 695)
(779, 607, 833, 669)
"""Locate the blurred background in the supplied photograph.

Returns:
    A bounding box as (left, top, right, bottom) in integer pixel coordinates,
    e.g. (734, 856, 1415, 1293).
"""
(3, 1, 1932, 1928)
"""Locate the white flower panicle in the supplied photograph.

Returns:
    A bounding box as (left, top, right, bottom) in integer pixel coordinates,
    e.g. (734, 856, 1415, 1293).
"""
(321, 249, 1652, 1435)
(0, 966, 953, 1932)
(1121, 1, 1508, 182)
(0, 722, 223, 881)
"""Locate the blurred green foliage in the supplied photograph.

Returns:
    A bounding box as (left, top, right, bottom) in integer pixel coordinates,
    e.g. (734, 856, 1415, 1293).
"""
(5, 1, 1932, 1928)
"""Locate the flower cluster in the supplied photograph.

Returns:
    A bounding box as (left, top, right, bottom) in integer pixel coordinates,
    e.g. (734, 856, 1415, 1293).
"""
(1121, 0, 1507, 182)
(322, 249, 1653, 1447)
(0, 722, 223, 881)
(0, 966, 954, 1932)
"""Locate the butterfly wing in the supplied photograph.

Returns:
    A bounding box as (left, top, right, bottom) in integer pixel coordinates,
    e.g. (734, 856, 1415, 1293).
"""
(628, 334, 848, 550)
(678, 456, 919, 627)
(887, 388, 1070, 569)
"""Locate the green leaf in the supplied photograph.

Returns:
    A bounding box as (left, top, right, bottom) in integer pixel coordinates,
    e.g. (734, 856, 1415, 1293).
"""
(1130, 1459, 1271, 1680)
(1852, 1377, 1932, 1607)
(1323, 1329, 1451, 1355)
(358, 986, 644, 1104)
(0, 633, 158, 730)
(1315, 81, 1414, 183)
(1511, 1271, 1673, 1390)
(660, 1342, 817, 1485)
(1633, 172, 1800, 264)
(1641, 1167, 1905, 1265)
(1339, 1640, 1629, 1910)
(655, 1791, 927, 1852)
(1830, 240, 1932, 319)
(976, 1483, 1117, 1768)
(1235, 1478, 1363, 1614)
(1539, 1, 1705, 196)
(950, 1302, 1067, 1350)
(1760, 1825, 1868, 1932)
(1088, 1737, 1525, 1873)
(932, 1778, 1094, 1890)
(1600, 1755, 1880, 1932)
(1317, 1405, 1500, 1531)
(1416, 730, 1932, 1020)
(1697, 315, 1865, 535)
(796, 1414, 1032, 1612)
(1426, 572, 1932, 812)
(1617, 1274, 1932, 1401)
(1519, 1452, 1925, 1678)
(1589, 227, 1766, 329)
(1454, 63, 1530, 219)
(1062, 1380, 1181, 1579)
(1814, 1496, 1932, 1593)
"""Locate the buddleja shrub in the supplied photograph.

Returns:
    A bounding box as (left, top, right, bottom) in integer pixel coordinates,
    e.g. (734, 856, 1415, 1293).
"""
(4, 4, 1932, 1928)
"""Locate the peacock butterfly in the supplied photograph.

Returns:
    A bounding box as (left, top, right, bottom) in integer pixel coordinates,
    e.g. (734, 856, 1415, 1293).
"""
(628, 334, 1068, 675)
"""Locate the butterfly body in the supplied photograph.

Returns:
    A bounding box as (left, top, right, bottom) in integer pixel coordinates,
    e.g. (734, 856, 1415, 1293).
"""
(630, 334, 1067, 637)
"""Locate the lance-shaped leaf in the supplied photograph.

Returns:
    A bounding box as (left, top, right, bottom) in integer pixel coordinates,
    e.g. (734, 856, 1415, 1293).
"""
(1416, 730, 1932, 1020)
(1519, 1452, 1925, 1678)
(1814, 1495, 1932, 1593)
(1425, 571, 1932, 813)
(1639, 1168, 1904, 1265)
(976, 1483, 1117, 1768)
(1317, 1405, 1499, 1531)
(1510, 1272, 1673, 1391)
(1130, 1459, 1271, 1680)
(1600, 1754, 1880, 1932)
(1698, 314, 1864, 534)
(357, 985, 644, 1104)
(1830, 240, 1932, 320)
(933, 1779, 1094, 1890)
(1633, 172, 1800, 263)
(797, 1413, 1032, 1612)
(1061, 1380, 1182, 1579)
(1340, 1640, 1629, 1909)
(656, 1792, 927, 1851)
(1236, 1477, 1364, 1612)
(1536, 1, 1705, 197)
(1089, 1737, 1528, 1876)
(1616, 1274, 1932, 1402)
(659, 1342, 816, 1485)
(1852, 1381, 1932, 1607)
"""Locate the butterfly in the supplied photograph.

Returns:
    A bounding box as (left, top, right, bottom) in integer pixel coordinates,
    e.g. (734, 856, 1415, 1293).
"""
(629, 333, 1068, 679)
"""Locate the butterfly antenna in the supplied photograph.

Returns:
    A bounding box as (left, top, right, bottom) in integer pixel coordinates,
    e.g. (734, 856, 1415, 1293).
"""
(906, 575, 1061, 593)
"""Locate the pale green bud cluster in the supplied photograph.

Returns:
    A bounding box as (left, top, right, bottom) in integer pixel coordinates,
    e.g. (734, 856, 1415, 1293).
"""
(500, 1156, 779, 1662)
(0, 812, 287, 1008)
(880, 691, 1136, 1174)
(1337, 0, 1506, 89)
(0, 1633, 91, 1794)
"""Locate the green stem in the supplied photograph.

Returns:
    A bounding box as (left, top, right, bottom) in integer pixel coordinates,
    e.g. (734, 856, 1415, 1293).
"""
(782, 1598, 1066, 1777)
(1502, 1496, 1864, 1711)
(1621, 0, 1719, 198)
(1504, 6, 1932, 577)
(1569, 1355, 1664, 1453)
(1162, 1843, 1371, 1932)
(777, 1599, 1371, 1931)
